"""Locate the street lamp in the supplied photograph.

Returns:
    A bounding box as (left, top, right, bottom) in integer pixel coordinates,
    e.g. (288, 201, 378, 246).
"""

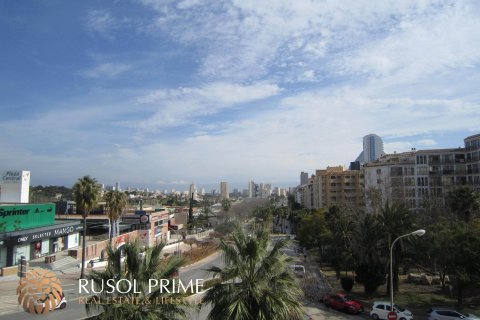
(389, 229, 425, 315)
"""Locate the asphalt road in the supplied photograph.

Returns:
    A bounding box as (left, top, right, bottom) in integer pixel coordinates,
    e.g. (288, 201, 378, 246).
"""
(0, 252, 224, 320)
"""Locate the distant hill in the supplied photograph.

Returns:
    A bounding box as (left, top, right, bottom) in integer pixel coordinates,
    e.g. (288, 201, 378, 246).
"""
(30, 185, 73, 203)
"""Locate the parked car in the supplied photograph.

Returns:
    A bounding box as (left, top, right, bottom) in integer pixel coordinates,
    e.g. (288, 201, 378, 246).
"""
(427, 308, 480, 320)
(370, 301, 413, 320)
(324, 292, 364, 314)
(289, 264, 305, 277)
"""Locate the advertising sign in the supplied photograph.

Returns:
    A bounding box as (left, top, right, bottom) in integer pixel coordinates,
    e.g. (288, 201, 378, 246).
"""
(0, 170, 30, 203)
(0, 203, 55, 232)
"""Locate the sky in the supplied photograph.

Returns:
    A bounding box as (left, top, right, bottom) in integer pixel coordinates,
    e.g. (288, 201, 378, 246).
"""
(1, 0, 480, 191)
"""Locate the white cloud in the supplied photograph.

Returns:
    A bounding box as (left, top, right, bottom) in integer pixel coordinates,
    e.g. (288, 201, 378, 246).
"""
(135, 82, 280, 130)
(417, 139, 437, 147)
(341, 1, 480, 83)
(139, 0, 480, 84)
(82, 63, 132, 78)
(85, 10, 118, 40)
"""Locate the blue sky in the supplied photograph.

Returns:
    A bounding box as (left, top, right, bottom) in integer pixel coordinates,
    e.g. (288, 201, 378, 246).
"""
(1, 0, 480, 191)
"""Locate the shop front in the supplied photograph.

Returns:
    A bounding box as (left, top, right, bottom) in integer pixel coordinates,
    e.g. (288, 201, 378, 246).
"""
(1, 220, 82, 267)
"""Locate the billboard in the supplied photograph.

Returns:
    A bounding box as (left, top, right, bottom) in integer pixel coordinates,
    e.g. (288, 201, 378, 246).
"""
(0, 170, 30, 203)
(0, 203, 55, 232)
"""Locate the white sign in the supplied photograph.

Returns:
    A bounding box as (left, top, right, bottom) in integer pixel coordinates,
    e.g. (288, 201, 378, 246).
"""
(0, 170, 30, 203)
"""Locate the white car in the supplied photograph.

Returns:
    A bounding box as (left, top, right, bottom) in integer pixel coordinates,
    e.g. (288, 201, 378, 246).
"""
(289, 265, 305, 277)
(370, 301, 413, 320)
(427, 308, 480, 320)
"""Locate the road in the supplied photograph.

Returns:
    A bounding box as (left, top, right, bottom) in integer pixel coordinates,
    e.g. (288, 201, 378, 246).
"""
(0, 251, 224, 320)
(0, 236, 406, 320)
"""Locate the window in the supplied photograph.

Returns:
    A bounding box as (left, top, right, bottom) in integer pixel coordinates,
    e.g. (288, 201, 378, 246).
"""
(428, 155, 440, 163)
(417, 177, 428, 186)
(391, 167, 403, 176)
(444, 154, 454, 163)
(418, 166, 428, 175)
(416, 155, 427, 164)
(376, 168, 382, 174)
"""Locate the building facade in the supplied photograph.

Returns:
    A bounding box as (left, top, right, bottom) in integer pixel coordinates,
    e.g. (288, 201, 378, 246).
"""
(300, 172, 309, 185)
(355, 134, 385, 164)
(296, 166, 364, 211)
(312, 166, 364, 210)
(0, 203, 81, 268)
(220, 182, 229, 199)
(364, 133, 480, 210)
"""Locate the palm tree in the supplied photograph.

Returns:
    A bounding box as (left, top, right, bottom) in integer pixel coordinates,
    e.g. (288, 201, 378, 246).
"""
(73, 175, 101, 279)
(203, 225, 303, 320)
(86, 240, 188, 320)
(104, 190, 128, 245)
(221, 198, 232, 223)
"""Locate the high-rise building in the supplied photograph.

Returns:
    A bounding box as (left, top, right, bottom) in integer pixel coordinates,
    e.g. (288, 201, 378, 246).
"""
(220, 182, 229, 199)
(248, 181, 255, 198)
(363, 134, 384, 163)
(355, 134, 385, 165)
(300, 172, 309, 185)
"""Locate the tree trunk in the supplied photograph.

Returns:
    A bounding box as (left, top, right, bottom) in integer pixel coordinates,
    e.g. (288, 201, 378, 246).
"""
(393, 245, 400, 293)
(386, 246, 400, 295)
(80, 216, 87, 279)
(457, 283, 464, 310)
(108, 218, 113, 247)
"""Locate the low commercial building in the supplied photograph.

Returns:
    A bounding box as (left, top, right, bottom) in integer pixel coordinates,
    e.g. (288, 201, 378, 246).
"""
(0, 203, 81, 269)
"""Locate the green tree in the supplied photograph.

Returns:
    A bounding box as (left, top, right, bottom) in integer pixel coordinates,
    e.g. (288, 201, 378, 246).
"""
(104, 190, 129, 245)
(73, 175, 101, 279)
(352, 213, 386, 295)
(221, 198, 232, 223)
(324, 206, 355, 279)
(447, 186, 480, 222)
(296, 209, 330, 250)
(86, 240, 187, 319)
(203, 225, 303, 320)
(443, 224, 480, 309)
(377, 201, 416, 295)
(288, 208, 309, 234)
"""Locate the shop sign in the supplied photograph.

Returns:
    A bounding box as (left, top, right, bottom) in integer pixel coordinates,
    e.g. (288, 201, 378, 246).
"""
(8, 224, 82, 244)
(0, 203, 55, 232)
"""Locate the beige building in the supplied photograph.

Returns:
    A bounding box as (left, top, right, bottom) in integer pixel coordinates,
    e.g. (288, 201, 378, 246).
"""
(313, 166, 364, 211)
(220, 181, 229, 199)
(298, 166, 364, 211)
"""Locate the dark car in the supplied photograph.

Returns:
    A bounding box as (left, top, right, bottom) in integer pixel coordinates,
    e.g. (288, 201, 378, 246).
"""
(324, 293, 364, 314)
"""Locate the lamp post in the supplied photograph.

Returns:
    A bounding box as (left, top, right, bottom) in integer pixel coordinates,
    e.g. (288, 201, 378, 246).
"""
(390, 229, 425, 314)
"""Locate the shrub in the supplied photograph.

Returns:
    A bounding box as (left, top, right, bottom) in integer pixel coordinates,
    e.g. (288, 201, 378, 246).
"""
(340, 276, 354, 292)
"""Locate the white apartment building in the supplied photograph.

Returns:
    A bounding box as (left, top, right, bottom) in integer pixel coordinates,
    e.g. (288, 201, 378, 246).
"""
(364, 133, 480, 210)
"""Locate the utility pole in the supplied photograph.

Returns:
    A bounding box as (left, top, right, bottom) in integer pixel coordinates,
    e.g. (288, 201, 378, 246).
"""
(188, 192, 194, 229)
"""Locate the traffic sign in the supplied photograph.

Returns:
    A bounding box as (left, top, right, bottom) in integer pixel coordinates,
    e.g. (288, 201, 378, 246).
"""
(388, 311, 397, 320)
